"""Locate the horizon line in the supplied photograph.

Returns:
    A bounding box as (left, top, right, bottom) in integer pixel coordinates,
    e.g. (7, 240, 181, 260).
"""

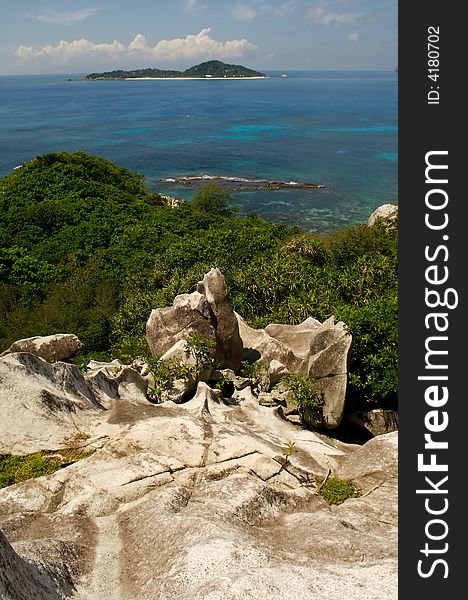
(0, 67, 398, 77)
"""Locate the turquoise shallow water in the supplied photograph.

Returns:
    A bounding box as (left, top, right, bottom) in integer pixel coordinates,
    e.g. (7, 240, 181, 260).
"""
(0, 70, 397, 231)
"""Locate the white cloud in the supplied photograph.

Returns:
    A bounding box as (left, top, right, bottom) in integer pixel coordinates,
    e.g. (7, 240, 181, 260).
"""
(348, 32, 360, 41)
(305, 3, 356, 27)
(231, 1, 296, 20)
(260, 2, 296, 17)
(183, 0, 207, 13)
(26, 7, 102, 25)
(231, 3, 258, 20)
(16, 38, 126, 62)
(15, 29, 257, 64)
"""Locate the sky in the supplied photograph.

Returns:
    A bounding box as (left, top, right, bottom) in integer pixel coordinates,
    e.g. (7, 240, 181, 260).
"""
(0, 1, 397, 75)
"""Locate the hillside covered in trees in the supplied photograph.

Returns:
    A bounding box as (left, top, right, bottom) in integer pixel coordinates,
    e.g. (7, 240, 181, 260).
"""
(0, 152, 397, 409)
(84, 60, 266, 79)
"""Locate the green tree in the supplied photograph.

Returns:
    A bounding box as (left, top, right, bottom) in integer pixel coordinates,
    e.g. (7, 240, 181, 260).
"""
(191, 183, 237, 216)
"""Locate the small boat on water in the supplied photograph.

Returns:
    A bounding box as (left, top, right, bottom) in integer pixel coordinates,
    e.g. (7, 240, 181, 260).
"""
(281, 73, 288, 78)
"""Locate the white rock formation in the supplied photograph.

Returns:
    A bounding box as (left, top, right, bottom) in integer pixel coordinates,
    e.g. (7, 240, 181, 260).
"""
(367, 203, 398, 227)
(0, 334, 83, 362)
(146, 269, 243, 373)
(0, 353, 147, 455)
(237, 313, 352, 429)
(0, 373, 397, 600)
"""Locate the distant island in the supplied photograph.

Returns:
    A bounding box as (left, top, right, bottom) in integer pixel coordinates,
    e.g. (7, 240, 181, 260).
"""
(83, 60, 267, 80)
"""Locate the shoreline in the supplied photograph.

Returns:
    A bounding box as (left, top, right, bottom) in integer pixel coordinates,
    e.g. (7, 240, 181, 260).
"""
(86, 76, 270, 81)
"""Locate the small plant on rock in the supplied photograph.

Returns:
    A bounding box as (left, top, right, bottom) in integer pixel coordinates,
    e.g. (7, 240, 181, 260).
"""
(213, 372, 230, 391)
(281, 373, 322, 420)
(280, 440, 297, 465)
(184, 332, 216, 373)
(317, 476, 359, 505)
(145, 356, 195, 402)
(240, 359, 268, 380)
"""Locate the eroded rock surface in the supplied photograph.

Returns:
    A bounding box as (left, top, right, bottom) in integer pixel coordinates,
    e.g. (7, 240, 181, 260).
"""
(0, 353, 147, 455)
(0, 378, 397, 600)
(237, 313, 351, 429)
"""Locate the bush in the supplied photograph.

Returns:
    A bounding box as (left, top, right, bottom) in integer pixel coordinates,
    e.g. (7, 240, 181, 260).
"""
(145, 357, 195, 402)
(191, 182, 237, 216)
(282, 373, 321, 418)
(184, 332, 216, 372)
(317, 477, 359, 505)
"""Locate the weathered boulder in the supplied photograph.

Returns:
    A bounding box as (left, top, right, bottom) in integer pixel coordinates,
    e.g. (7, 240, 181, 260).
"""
(306, 317, 352, 429)
(347, 409, 399, 437)
(367, 203, 398, 227)
(0, 375, 397, 600)
(236, 313, 352, 429)
(197, 268, 243, 372)
(0, 334, 83, 363)
(146, 291, 215, 357)
(236, 313, 303, 373)
(308, 317, 351, 377)
(146, 269, 243, 372)
(264, 317, 322, 359)
(0, 353, 105, 454)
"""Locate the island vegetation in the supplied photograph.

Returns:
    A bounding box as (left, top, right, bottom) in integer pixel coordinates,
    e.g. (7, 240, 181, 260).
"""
(0, 152, 397, 411)
(84, 60, 266, 80)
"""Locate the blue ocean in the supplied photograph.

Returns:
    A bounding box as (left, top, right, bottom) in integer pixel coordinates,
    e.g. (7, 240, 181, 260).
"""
(0, 70, 397, 231)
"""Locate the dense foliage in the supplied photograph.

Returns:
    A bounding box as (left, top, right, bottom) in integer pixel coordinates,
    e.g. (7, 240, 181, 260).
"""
(85, 60, 265, 80)
(191, 182, 237, 216)
(0, 152, 397, 407)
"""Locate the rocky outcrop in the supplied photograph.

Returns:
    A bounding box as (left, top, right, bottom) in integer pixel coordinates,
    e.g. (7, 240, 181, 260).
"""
(0, 373, 397, 600)
(146, 268, 243, 373)
(237, 313, 351, 429)
(146, 291, 216, 358)
(197, 268, 243, 372)
(0, 527, 75, 600)
(145, 270, 352, 429)
(367, 203, 398, 227)
(0, 353, 147, 455)
(0, 353, 104, 455)
(161, 174, 326, 192)
(0, 334, 83, 362)
(347, 409, 399, 437)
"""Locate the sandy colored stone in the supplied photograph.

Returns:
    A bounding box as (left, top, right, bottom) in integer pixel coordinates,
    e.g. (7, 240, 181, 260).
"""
(197, 268, 243, 372)
(367, 203, 398, 227)
(0, 368, 397, 600)
(1, 334, 83, 362)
